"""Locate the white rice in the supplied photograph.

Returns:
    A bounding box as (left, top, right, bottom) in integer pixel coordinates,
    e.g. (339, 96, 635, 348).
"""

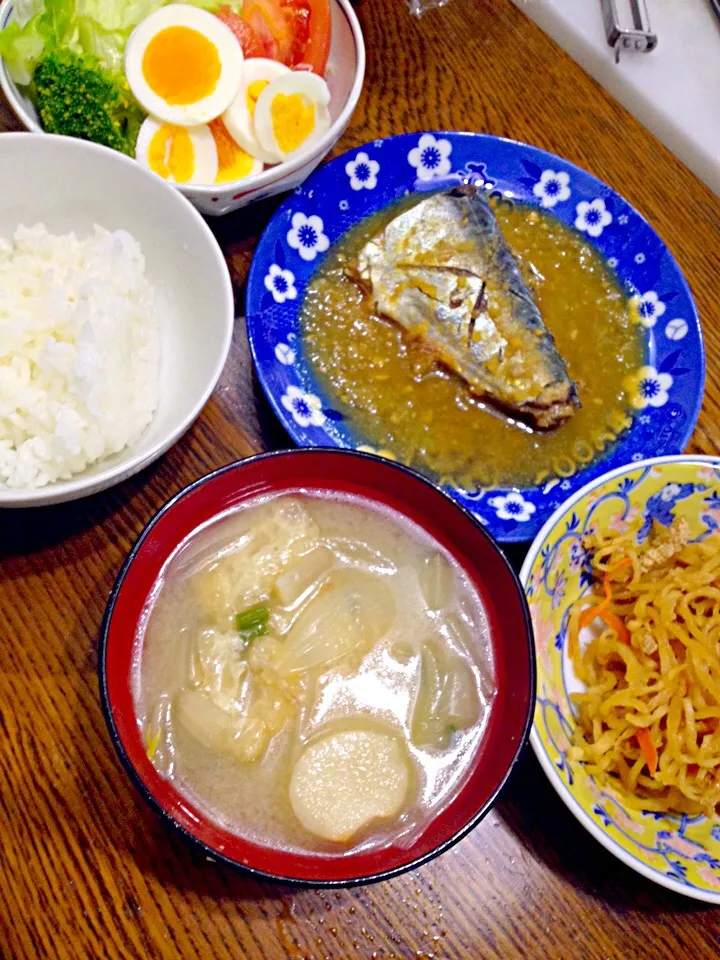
(0, 223, 161, 489)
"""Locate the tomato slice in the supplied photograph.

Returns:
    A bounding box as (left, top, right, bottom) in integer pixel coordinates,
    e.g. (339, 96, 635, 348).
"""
(240, 0, 331, 75)
(216, 7, 266, 58)
(241, 0, 283, 59)
(293, 0, 330, 75)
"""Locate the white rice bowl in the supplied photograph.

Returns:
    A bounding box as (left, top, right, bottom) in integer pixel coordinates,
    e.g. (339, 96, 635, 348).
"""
(0, 133, 234, 509)
(0, 224, 161, 489)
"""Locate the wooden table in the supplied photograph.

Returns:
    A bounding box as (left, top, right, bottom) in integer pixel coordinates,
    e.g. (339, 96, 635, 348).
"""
(2, 1, 720, 957)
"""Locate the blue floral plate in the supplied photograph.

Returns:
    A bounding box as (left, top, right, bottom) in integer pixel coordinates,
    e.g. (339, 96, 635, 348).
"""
(246, 132, 704, 542)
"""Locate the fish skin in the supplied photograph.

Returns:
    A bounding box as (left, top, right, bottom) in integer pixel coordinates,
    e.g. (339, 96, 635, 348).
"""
(350, 184, 580, 430)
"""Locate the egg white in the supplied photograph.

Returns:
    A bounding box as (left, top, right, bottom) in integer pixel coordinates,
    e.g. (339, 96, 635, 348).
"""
(135, 116, 219, 184)
(222, 58, 290, 165)
(125, 4, 243, 127)
(254, 71, 331, 163)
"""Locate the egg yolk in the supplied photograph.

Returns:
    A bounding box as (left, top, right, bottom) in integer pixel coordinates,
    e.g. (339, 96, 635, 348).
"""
(271, 93, 315, 155)
(210, 119, 257, 183)
(148, 124, 195, 182)
(142, 26, 221, 105)
(246, 79, 269, 117)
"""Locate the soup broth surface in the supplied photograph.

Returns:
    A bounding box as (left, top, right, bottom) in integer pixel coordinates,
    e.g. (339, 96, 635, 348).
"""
(135, 492, 495, 855)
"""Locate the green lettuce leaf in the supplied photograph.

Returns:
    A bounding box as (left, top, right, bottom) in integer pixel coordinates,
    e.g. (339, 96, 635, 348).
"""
(1, 0, 244, 84)
(0, 19, 45, 84)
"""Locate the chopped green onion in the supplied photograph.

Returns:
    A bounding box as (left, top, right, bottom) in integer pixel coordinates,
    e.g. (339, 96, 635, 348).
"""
(234, 604, 270, 645)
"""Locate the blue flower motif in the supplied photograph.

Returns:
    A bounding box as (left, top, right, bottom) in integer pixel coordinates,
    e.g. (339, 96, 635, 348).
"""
(286, 213, 329, 261)
(569, 540, 587, 572)
(665, 860, 689, 881)
(280, 386, 326, 427)
(637, 482, 696, 542)
(575, 199, 612, 237)
(632, 291, 666, 329)
(533, 169, 571, 209)
(593, 805, 613, 827)
(408, 134, 452, 181)
(345, 151, 380, 191)
(488, 491, 536, 523)
(263, 264, 297, 304)
(628, 365, 673, 409)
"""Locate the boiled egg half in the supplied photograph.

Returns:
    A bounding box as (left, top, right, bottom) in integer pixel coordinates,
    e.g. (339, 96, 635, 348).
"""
(136, 117, 218, 184)
(222, 58, 290, 165)
(254, 72, 331, 163)
(125, 4, 243, 127)
(136, 116, 263, 185)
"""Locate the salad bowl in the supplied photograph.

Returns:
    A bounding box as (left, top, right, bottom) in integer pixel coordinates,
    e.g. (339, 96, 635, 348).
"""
(0, 0, 365, 216)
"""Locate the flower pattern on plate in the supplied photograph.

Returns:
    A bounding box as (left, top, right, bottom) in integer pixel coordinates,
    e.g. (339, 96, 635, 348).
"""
(245, 133, 704, 545)
(533, 169, 571, 208)
(575, 198, 612, 237)
(408, 134, 452, 181)
(274, 342, 296, 365)
(345, 151, 380, 191)
(286, 213, 330, 262)
(523, 458, 720, 902)
(488, 491, 536, 522)
(626, 365, 673, 410)
(665, 318, 689, 342)
(632, 290, 666, 329)
(280, 385, 326, 427)
(264, 264, 297, 304)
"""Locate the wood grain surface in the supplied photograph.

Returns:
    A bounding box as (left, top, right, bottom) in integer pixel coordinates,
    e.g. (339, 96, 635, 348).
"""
(1, 1, 720, 957)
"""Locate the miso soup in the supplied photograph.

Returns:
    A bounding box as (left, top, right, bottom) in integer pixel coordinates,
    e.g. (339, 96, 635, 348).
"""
(133, 493, 496, 854)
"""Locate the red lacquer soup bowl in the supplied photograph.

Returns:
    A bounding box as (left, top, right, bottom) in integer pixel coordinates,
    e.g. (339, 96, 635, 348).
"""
(100, 449, 535, 886)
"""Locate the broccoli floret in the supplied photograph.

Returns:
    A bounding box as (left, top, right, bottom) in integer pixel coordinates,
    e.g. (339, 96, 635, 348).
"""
(33, 50, 143, 156)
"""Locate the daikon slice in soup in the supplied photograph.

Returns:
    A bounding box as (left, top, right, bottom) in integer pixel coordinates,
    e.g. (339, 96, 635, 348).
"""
(133, 492, 496, 854)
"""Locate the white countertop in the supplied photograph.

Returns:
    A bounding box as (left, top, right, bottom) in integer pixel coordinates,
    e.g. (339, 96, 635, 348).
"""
(514, 0, 720, 195)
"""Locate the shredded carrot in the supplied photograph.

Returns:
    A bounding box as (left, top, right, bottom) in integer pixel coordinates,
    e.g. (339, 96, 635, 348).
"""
(578, 557, 632, 630)
(636, 727, 658, 776)
(579, 597, 608, 629)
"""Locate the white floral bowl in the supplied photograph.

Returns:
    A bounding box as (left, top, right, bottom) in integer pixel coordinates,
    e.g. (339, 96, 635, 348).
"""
(520, 454, 720, 902)
(0, 0, 365, 216)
